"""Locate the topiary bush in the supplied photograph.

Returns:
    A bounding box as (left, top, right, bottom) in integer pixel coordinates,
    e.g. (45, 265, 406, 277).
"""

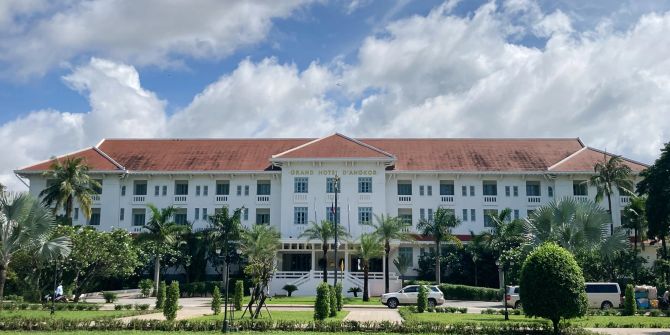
(282, 284, 298, 297)
(163, 281, 180, 321)
(234, 281, 243, 311)
(335, 282, 343, 311)
(520, 242, 587, 334)
(624, 284, 636, 316)
(211, 286, 221, 315)
(329, 285, 337, 317)
(102, 292, 117, 303)
(314, 282, 330, 320)
(138, 279, 154, 298)
(156, 281, 166, 310)
(417, 285, 428, 313)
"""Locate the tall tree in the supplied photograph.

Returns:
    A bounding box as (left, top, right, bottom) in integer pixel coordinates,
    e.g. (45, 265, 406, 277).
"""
(623, 196, 648, 253)
(135, 204, 189, 294)
(0, 193, 71, 303)
(39, 157, 100, 223)
(240, 224, 280, 318)
(480, 208, 525, 260)
(356, 233, 384, 301)
(299, 220, 349, 283)
(589, 154, 634, 234)
(368, 214, 412, 293)
(637, 142, 670, 259)
(417, 208, 461, 284)
(393, 252, 412, 288)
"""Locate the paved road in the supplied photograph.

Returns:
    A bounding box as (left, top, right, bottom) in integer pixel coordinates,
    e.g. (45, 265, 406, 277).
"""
(344, 308, 402, 323)
(587, 329, 670, 335)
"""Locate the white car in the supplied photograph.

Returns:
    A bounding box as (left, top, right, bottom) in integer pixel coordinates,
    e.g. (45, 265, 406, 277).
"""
(380, 285, 445, 309)
(506, 285, 521, 309)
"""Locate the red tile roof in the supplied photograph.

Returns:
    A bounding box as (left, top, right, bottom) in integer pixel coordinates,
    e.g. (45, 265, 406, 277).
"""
(273, 133, 394, 160)
(21, 147, 122, 172)
(16, 136, 648, 173)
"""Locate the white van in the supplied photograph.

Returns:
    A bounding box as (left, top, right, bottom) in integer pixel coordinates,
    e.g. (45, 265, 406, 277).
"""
(585, 282, 621, 309)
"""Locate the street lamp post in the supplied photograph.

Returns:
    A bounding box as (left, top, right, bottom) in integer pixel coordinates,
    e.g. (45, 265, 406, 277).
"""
(496, 260, 508, 321)
(333, 174, 340, 286)
(51, 258, 58, 315)
(216, 229, 234, 333)
(472, 255, 478, 287)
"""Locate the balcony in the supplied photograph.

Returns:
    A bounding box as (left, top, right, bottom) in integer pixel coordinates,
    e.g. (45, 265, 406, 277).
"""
(257, 195, 270, 205)
(132, 195, 146, 204)
(359, 194, 372, 203)
(91, 194, 101, 203)
(573, 195, 589, 202)
(527, 196, 541, 204)
(620, 196, 631, 206)
(215, 195, 228, 204)
(294, 194, 308, 203)
(483, 196, 497, 204)
(173, 195, 188, 204)
(397, 195, 412, 204)
(440, 195, 454, 203)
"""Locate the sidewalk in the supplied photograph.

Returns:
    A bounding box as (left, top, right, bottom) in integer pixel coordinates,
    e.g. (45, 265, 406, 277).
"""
(587, 328, 670, 335)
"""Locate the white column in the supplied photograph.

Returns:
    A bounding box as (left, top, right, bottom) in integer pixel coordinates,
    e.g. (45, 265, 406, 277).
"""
(311, 246, 316, 271)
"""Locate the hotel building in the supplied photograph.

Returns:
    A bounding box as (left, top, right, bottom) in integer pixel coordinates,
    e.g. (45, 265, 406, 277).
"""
(16, 134, 647, 296)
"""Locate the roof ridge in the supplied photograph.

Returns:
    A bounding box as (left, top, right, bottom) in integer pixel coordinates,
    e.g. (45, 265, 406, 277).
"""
(272, 133, 395, 159)
(92, 146, 126, 171)
(585, 147, 650, 168)
(547, 147, 589, 171)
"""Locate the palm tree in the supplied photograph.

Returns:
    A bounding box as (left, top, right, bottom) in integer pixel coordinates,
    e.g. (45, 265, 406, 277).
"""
(523, 197, 629, 257)
(207, 206, 243, 252)
(299, 220, 349, 283)
(0, 193, 71, 303)
(356, 233, 384, 301)
(623, 196, 648, 253)
(480, 208, 525, 260)
(417, 208, 462, 284)
(368, 214, 412, 293)
(393, 253, 412, 288)
(589, 155, 634, 234)
(135, 204, 189, 294)
(239, 224, 280, 318)
(39, 157, 100, 223)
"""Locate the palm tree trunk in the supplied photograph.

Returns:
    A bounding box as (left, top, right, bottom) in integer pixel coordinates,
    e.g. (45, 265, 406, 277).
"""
(66, 196, 73, 225)
(435, 241, 441, 284)
(322, 245, 328, 283)
(154, 255, 161, 294)
(0, 265, 6, 308)
(363, 265, 369, 302)
(634, 228, 638, 283)
(607, 194, 613, 235)
(384, 240, 390, 293)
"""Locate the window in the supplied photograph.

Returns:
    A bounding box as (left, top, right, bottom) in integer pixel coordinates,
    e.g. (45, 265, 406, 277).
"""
(216, 181, 230, 195)
(398, 247, 414, 267)
(505, 186, 511, 197)
(74, 208, 79, 220)
(403, 286, 418, 293)
(294, 207, 308, 225)
(257, 181, 271, 195)
(175, 209, 188, 225)
(294, 177, 308, 193)
(484, 209, 498, 227)
(440, 181, 455, 195)
(358, 177, 372, 193)
(573, 181, 588, 196)
(175, 181, 189, 195)
(620, 210, 628, 228)
(398, 208, 412, 226)
(526, 181, 541, 196)
(326, 177, 335, 193)
(462, 209, 468, 221)
(483, 181, 497, 196)
(419, 185, 425, 196)
(244, 185, 249, 196)
(428, 208, 433, 220)
(243, 208, 249, 221)
(134, 180, 147, 195)
(154, 185, 160, 196)
(427, 185, 432, 196)
(513, 186, 518, 197)
(585, 284, 619, 293)
(397, 181, 412, 195)
(120, 208, 125, 221)
(121, 185, 126, 196)
(326, 207, 341, 223)
(202, 208, 208, 220)
(162, 186, 167, 196)
(461, 185, 467, 196)
(420, 208, 425, 221)
(195, 208, 200, 220)
(196, 185, 201, 196)
(256, 209, 270, 225)
(203, 185, 208, 196)
(132, 209, 145, 226)
(92, 179, 103, 194)
(236, 185, 242, 196)
(513, 209, 519, 220)
(358, 207, 372, 225)
(469, 186, 475, 196)
(527, 209, 535, 217)
(471, 209, 476, 221)
(548, 186, 553, 197)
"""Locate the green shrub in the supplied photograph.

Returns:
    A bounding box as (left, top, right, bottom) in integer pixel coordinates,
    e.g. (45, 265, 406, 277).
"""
(624, 284, 636, 316)
(282, 284, 298, 297)
(163, 281, 180, 321)
(123, 304, 133, 310)
(134, 304, 150, 311)
(234, 281, 243, 311)
(211, 286, 221, 315)
(114, 304, 123, 310)
(437, 284, 501, 301)
(156, 281, 166, 310)
(347, 286, 361, 297)
(329, 285, 337, 317)
(102, 291, 117, 303)
(335, 283, 343, 311)
(417, 285, 428, 313)
(314, 282, 330, 320)
(520, 242, 588, 334)
(138, 279, 154, 298)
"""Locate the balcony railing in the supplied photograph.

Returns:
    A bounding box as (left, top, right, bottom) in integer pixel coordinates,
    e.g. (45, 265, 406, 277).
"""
(294, 194, 308, 203)
(397, 195, 412, 204)
(215, 195, 228, 204)
(440, 195, 454, 203)
(573, 195, 589, 202)
(174, 195, 188, 204)
(132, 195, 146, 204)
(257, 195, 270, 205)
(527, 196, 541, 204)
(483, 196, 497, 203)
(620, 196, 631, 206)
(91, 194, 101, 203)
(359, 194, 372, 202)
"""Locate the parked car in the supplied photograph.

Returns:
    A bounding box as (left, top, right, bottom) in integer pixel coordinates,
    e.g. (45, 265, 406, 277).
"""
(381, 285, 445, 309)
(585, 282, 621, 309)
(506, 285, 521, 309)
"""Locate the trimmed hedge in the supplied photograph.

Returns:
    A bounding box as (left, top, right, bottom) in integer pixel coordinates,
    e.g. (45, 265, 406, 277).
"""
(438, 284, 502, 301)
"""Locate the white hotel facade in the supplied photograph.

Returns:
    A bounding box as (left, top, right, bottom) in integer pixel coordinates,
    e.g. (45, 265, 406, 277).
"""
(17, 134, 647, 296)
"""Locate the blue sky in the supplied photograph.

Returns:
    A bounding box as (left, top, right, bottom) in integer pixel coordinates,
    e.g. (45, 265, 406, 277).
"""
(1, 0, 669, 190)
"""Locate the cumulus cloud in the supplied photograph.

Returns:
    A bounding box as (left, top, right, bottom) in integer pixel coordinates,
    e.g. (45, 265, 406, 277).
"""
(0, 0, 314, 78)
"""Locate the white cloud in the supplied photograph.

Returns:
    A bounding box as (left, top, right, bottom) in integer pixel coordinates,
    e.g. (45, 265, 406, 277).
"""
(0, 0, 314, 78)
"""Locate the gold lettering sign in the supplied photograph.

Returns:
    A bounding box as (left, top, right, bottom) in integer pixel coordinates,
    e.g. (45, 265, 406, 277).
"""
(290, 169, 377, 176)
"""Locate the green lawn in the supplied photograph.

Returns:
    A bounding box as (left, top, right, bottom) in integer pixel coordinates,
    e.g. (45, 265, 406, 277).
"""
(0, 332, 378, 335)
(248, 296, 380, 306)
(192, 310, 348, 322)
(0, 309, 150, 320)
(401, 309, 670, 328)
